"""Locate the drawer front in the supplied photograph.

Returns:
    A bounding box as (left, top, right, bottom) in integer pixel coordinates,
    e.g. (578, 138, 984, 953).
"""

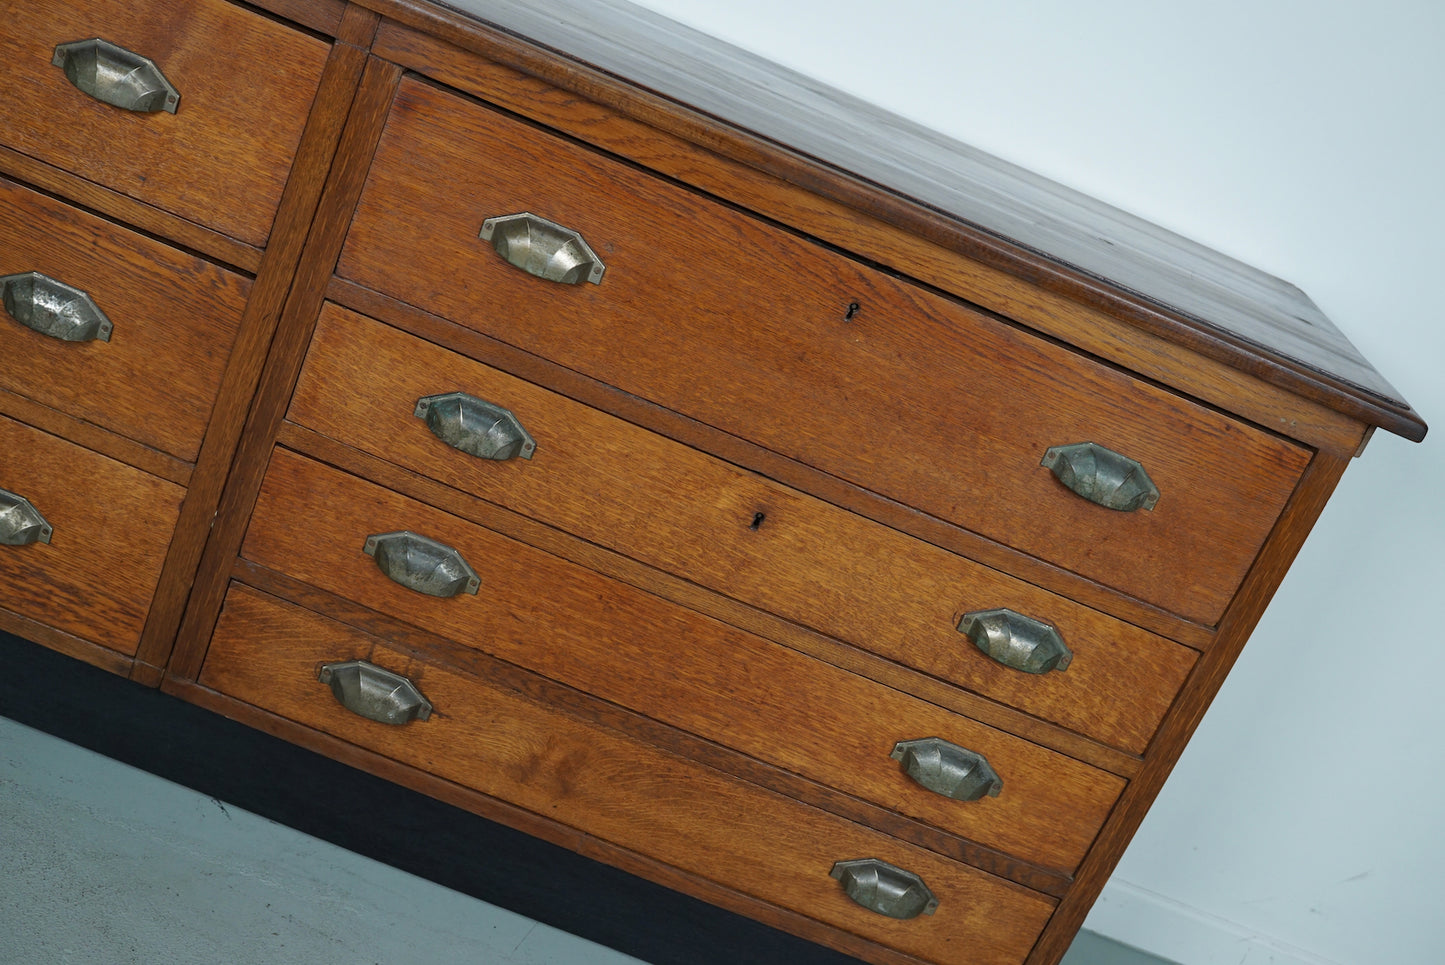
(242, 448, 1125, 874)
(291, 303, 1196, 754)
(337, 76, 1313, 626)
(202, 583, 1056, 965)
(2, 0, 329, 248)
(0, 414, 184, 654)
(0, 176, 249, 461)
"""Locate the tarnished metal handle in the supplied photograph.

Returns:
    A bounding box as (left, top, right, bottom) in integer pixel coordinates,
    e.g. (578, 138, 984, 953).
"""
(0, 489, 53, 546)
(1, 272, 114, 343)
(830, 859, 938, 919)
(52, 38, 180, 114)
(415, 392, 536, 461)
(363, 531, 480, 598)
(891, 737, 1002, 802)
(318, 660, 432, 725)
(1042, 441, 1159, 512)
(958, 608, 1073, 674)
(479, 212, 606, 285)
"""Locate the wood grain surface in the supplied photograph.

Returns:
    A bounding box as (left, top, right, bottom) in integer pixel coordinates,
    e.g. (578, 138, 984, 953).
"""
(265, 448, 1123, 871)
(252, 0, 348, 35)
(276, 419, 1147, 780)
(0, 414, 183, 655)
(2, 0, 329, 248)
(290, 303, 1196, 753)
(338, 76, 1313, 626)
(229, 552, 1077, 895)
(202, 582, 1056, 965)
(328, 277, 1229, 655)
(241, 448, 1125, 873)
(0, 176, 249, 462)
(0, 385, 192, 486)
(0, 144, 264, 274)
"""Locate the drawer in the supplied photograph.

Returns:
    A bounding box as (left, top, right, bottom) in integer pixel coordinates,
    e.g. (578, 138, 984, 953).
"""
(2, 0, 329, 248)
(337, 76, 1313, 626)
(0, 414, 184, 655)
(201, 583, 1056, 965)
(242, 448, 1125, 874)
(0, 176, 249, 461)
(290, 304, 1196, 754)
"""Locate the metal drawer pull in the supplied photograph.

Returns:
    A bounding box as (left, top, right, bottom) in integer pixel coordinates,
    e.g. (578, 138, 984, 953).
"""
(415, 392, 536, 461)
(52, 38, 180, 114)
(830, 859, 938, 919)
(363, 531, 481, 598)
(0, 490, 53, 546)
(318, 660, 432, 725)
(891, 737, 1002, 802)
(958, 608, 1073, 674)
(479, 212, 606, 285)
(1, 272, 113, 342)
(1042, 441, 1159, 512)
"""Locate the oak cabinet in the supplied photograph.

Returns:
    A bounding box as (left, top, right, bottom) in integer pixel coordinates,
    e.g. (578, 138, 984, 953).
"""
(1, 2, 1425, 963)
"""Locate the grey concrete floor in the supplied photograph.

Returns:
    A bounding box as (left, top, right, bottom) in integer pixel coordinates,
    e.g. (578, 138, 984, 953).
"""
(0, 717, 1171, 964)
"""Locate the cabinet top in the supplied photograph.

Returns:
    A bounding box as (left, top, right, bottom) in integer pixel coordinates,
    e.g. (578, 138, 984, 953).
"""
(427, 0, 1423, 440)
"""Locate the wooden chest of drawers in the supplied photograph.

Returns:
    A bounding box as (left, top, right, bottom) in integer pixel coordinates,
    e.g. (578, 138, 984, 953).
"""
(2, 1, 1426, 963)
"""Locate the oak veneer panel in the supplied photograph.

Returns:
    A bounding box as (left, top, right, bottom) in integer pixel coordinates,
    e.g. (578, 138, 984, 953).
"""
(290, 303, 1196, 753)
(0, 144, 264, 274)
(0, 385, 192, 486)
(339, 76, 1313, 626)
(242, 449, 1124, 873)
(202, 583, 1056, 965)
(2, 0, 329, 248)
(0, 177, 250, 462)
(229, 556, 1075, 895)
(276, 418, 1145, 780)
(325, 275, 1216, 653)
(0, 414, 183, 655)
(252, 0, 349, 35)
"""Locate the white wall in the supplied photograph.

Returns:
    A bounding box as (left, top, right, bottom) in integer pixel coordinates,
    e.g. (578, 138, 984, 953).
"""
(622, 2, 1445, 963)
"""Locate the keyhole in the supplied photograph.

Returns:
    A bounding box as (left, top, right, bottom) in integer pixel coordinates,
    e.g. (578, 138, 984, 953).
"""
(844, 301, 861, 321)
(749, 512, 767, 530)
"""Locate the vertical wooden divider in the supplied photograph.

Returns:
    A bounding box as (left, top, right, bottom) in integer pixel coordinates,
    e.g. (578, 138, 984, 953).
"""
(165, 46, 404, 684)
